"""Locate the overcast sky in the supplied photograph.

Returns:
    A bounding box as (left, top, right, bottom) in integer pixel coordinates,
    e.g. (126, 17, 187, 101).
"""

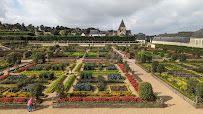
(0, 0, 203, 35)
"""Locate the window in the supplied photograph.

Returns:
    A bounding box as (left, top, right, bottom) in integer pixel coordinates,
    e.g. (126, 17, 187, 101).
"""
(195, 40, 199, 45)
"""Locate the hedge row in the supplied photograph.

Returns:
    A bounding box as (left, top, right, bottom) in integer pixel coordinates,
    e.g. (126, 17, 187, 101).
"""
(46, 75, 66, 93)
(64, 74, 76, 91)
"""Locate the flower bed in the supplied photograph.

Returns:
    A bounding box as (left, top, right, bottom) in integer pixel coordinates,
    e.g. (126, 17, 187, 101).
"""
(46, 74, 67, 93)
(82, 61, 110, 64)
(0, 74, 11, 80)
(125, 73, 139, 92)
(46, 61, 75, 64)
(117, 63, 126, 72)
(56, 96, 145, 103)
(85, 57, 106, 59)
(14, 63, 36, 73)
(66, 63, 76, 72)
(74, 63, 82, 72)
(122, 51, 130, 57)
(109, 85, 129, 92)
(64, 74, 76, 91)
(21, 71, 63, 76)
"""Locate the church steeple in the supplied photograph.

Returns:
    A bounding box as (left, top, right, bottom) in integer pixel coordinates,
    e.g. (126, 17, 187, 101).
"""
(119, 20, 126, 28)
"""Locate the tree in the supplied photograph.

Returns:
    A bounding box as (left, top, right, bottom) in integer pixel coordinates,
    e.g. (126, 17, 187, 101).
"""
(105, 54, 111, 60)
(157, 64, 165, 75)
(123, 61, 131, 72)
(59, 30, 65, 37)
(180, 54, 187, 62)
(171, 54, 178, 61)
(168, 53, 172, 57)
(140, 54, 146, 63)
(138, 82, 155, 100)
(30, 83, 43, 99)
(47, 51, 53, 61)
(187, 78, 198, 94)
(196, 83, 203, 98)
(160, 52, 164, 57)
(117, 56, 123, 63)
(31, 52, 45, 64)
(178, 50, 182, 54)
(152, 61, 159, 72)
(98, 63, 103, 70)
(55, 82, 65, 99)
(5, 52, 22, 65)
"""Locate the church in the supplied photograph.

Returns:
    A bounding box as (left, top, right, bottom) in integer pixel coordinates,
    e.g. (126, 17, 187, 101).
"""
(113, 20, 132, 36)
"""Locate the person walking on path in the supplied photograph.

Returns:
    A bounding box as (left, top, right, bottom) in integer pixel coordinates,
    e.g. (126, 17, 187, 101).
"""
(27, 98, 33, 112)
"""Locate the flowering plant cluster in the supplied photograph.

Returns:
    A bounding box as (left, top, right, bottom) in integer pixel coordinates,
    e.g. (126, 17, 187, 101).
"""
(85, 57, 106, 59)
(58, 51, 64, 54)
(61, 57, 76, 59)
(167, 51, 197, 58)
(82, 61, 110, 64)
(46, 61, 75, 64)
(122, 51, 130, 57)
(125, 73, 139, 91)
(0, 74, 11, 80)
(117, 63, 126, 72)
(13, 50, 25, 52)
(0, 98, 28, 103)
(14, 63, 36, 73)
(56, 96, 144, 103)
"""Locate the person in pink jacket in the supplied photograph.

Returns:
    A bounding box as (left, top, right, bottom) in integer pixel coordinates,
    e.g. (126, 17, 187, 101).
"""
(27, 98, 33, 112)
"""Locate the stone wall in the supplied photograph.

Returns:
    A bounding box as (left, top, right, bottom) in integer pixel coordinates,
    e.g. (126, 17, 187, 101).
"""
(52, 100, 164, 108)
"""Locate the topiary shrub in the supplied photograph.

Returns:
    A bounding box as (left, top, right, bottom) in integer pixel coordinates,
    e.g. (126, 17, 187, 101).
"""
(138, 82, 155, 100)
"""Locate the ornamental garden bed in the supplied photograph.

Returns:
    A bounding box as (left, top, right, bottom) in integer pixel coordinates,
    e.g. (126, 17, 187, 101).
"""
(53, 96, 164, 108)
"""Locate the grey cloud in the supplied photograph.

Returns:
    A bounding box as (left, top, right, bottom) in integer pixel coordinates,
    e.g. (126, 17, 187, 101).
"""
(1, 0, 203, 35)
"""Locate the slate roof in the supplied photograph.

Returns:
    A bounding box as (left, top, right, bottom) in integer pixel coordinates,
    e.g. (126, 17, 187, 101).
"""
(157, 32, 193, 37)
(191, 29, 203, 38)
(89, 30, 99, 34)
(119, 20, 126, 28)
(136, 33, 146, 40)
(153, 37, 190, 43)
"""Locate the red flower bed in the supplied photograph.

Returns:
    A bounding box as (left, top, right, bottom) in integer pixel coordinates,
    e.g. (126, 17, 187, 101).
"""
(69, 97, 83, 102)
(58, 51, 64, 54)
(83, 97, 96, 102)
(109, 51, 111, 53)
(122, 51, 130, 57)
(56, 98, 69, 103)
(0, 98, 13, 103)
(125, 73, 139, 91)
(96, 97, 109, 102)
(0, 74, 11, 80)
(14, 63, 36, 73)
(121, 96, 137, 102)
(108, 97, 121, 101)
(117, 63, 126, 72)
(13, 98, 28, 103)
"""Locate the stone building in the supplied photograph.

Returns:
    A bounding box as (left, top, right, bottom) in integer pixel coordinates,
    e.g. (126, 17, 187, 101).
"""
(152, 29, 203, 48)
(110, 20, 131, 36)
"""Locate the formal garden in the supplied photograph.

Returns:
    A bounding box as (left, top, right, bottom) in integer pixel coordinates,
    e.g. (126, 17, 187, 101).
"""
(0, 44, 161, 108)
(116, 44, 203, 104)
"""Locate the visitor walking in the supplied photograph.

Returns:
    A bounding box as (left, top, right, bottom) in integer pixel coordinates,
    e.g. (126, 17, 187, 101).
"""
(27, 98, 33, 112)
